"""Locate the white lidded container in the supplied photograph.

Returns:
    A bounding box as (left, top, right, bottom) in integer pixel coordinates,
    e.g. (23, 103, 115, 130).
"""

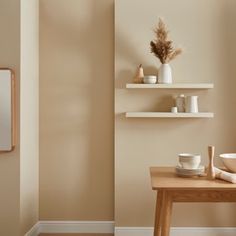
(175, 94, 185, 112)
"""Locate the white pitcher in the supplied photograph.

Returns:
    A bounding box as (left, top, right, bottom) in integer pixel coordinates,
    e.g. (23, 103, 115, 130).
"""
(185, 96, 198, 113)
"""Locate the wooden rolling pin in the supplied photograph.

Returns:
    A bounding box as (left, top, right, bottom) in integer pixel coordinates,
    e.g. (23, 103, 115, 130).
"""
(207, 146, 216, 180)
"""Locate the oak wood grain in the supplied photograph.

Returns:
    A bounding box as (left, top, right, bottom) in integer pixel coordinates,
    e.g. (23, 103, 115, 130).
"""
(169, 189, 236, 202)
(154, 190, 163, 236)
(161, 191, 172, 236)
(150, 167, 236, 190)
(150, 167, 236, 236)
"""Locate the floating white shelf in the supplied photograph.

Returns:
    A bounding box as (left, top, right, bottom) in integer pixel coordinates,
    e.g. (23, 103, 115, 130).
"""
(125, 112, 214, 118)
(126, 83, 214, 89)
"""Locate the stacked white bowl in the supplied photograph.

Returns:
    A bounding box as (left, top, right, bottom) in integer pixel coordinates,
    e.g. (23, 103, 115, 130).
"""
(176, 153, 204, 177)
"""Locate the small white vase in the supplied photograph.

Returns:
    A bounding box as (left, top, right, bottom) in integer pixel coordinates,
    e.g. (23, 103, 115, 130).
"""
(158, 63, 172, 84)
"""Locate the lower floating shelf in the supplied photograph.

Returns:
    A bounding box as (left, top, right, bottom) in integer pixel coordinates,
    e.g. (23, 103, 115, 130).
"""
(125, 112, 214, 118)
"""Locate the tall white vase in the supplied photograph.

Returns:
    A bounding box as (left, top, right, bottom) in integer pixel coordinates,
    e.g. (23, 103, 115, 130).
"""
(158, 63, 172, 84)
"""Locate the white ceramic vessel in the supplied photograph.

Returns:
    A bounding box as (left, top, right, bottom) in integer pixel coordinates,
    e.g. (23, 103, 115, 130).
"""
(143, 75, 157, 84)
(185, 96, 198, 113)
(178, 153, 201, 169)
(219, 153, 236, 173)
(158, 64, 172, 84)
(175, 94, 185, 112)
(171, 107, 178, 113)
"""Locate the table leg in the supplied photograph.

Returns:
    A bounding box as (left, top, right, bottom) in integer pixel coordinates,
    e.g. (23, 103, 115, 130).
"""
(161, 191, 173, 236)
(154, 190, 164, 236)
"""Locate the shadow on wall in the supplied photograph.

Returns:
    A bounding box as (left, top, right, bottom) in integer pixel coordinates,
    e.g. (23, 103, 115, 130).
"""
(115, 29, 158, 88)
(39, 0, 114, 220)
(220, 0, 236, 147)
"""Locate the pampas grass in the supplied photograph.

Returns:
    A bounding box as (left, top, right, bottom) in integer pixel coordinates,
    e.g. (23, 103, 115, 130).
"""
(150, 18, 182, 64)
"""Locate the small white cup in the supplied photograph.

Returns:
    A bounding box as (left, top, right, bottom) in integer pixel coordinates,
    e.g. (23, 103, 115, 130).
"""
(178, 153, 201, 169)
(171, 107, 178, 113)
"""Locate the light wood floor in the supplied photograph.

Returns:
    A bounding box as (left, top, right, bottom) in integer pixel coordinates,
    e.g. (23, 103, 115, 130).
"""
(39, 234, 114, 236)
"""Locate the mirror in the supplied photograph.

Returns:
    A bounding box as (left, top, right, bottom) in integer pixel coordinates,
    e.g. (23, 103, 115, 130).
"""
(0, 69, 16, 152)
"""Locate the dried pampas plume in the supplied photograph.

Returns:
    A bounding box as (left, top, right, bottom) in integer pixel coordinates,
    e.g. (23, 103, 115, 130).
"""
(150, 18, 182, 64)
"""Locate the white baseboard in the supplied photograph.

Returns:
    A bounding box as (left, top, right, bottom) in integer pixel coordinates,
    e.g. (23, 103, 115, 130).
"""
(39, 221, 115, 234)
(25, 221, 114, 235)
(115, 227, 236, 236)
(25, 222, 236, 236)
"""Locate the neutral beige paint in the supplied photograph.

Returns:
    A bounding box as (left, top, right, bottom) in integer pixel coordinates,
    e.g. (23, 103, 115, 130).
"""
(0, 0, 39, 235)
(115, 0, 236, 227)
(39, 0, 114, 220)
(20, 0, 39, 235)
(0, 0, 20, 235)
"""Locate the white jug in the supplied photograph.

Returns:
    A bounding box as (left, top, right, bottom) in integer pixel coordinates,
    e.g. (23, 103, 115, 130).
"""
(185, 96, 198, 113)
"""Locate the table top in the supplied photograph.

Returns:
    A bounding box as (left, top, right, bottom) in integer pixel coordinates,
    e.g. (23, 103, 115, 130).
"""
(150, 167, 236, 190)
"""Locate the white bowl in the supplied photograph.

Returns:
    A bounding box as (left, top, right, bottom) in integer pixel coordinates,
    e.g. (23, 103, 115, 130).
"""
(143, 76, 157, 84)
(178, 153, 201, 169)
(219, 153, 236, 173)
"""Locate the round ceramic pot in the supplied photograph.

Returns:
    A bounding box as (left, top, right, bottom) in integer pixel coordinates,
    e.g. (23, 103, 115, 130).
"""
(143, 75, 157, 84)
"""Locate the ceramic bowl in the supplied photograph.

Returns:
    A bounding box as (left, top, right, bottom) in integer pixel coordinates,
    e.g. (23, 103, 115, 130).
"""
(143, 76, 157, 84)
(178, 153, 201, 169)
(219, 153, 236, 173)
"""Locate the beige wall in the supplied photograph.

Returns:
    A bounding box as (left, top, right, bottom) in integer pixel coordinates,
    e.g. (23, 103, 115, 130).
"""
(39, 0, 114, 220)
(115, 0, 236, 227)
(0, 0, 39, 235)
(0, 0, 20, 235)
(20, 0, 39, 234)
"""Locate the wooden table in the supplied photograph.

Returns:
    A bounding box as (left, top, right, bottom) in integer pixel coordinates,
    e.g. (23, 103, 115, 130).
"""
(150, 167, 236, 236)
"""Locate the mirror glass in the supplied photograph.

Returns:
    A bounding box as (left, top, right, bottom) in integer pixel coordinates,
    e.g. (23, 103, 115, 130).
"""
(0, 69, 15, 151)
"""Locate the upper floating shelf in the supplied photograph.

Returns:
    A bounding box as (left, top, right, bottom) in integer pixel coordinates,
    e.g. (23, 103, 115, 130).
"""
(126, 112, 214, 118)
(126, 83, 214, 89)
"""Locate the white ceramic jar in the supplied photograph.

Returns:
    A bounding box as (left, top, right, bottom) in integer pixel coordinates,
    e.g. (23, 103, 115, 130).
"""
(185, 96, 198, 113)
